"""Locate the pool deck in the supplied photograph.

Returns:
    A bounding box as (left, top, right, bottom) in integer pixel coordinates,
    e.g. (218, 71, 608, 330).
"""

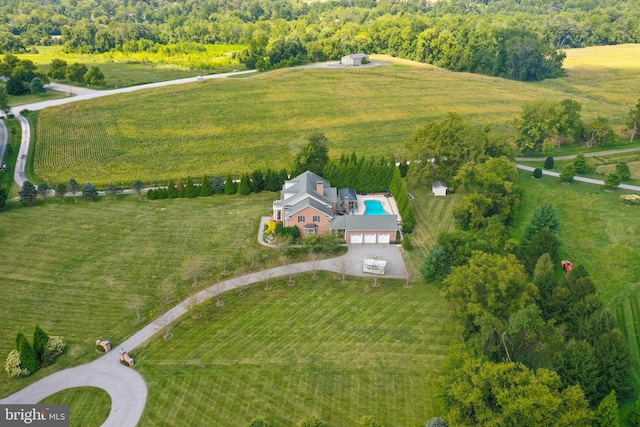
(353, 193, 401, 221)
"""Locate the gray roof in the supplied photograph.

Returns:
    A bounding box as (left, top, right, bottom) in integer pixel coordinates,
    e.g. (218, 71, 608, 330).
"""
(284, 197, 334, 218)
(274, 171, 338, 214)
(343, 53, 368, 59)
(338, 188, 358, 201)
(330, 214, 398, 232)
(432, 181, 447, 189)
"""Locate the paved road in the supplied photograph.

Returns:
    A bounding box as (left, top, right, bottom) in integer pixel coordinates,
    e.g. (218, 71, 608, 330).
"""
(14, 116, 29, 186)
(45, 82, 100, 97)
(515, 146, 640, 162)
(0, 245, 407, 426)
(515, 163, 640, 191)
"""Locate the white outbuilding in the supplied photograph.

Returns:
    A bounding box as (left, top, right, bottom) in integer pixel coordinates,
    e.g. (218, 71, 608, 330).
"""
(341, 53, 369, 66)
(432, 181, 448, 197)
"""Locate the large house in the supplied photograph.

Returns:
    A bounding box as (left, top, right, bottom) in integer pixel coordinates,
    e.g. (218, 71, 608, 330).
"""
(273, 171, 399, 244)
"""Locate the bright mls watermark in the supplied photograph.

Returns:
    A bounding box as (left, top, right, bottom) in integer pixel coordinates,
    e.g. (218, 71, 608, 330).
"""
(1, 405, 69, 426)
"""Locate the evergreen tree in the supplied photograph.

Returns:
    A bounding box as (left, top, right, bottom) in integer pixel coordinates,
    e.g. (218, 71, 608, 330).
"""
(594, 390, 619, 427)
(167, 180, 179, 198)
(605, 172, 621, 190)
(82, 182, 98, 201)
(210, 176, 225, 194)
(238, 173, 252, 195)
(32, 324, 49, 365)
(264, 169, 281, 192)
(250, 170, 265, 193)
(224, 174, 237, 195)
(544, 157, 555, 169)
(573, 154, 588, 174)
(629, 394, 640, 427)
(185, 177, 197, 198)
(522, 227, 559, 275)
(15, 331, 38, 373)
(37, 182, 50, 203)
(616, 163, 631, 181)
(199, 176, 211, 197)
(594, 329, 633, 399)
(560, 165, 575, 182)
(524, 202, 560, 243)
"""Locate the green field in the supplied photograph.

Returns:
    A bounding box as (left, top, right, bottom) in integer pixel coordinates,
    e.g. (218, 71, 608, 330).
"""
(0, 193, 273, 397)
(135, 273, 450, 426)
(32, 45, 640, 188)
(39, 387, 111, 427)
(516, 172, 640, 372)
(16, 45, 246, 89)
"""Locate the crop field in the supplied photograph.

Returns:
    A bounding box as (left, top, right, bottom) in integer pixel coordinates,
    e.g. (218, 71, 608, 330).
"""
(516, 172, 640, 373)
(537, 44, 640, 108)
(33, 47, 639, 188)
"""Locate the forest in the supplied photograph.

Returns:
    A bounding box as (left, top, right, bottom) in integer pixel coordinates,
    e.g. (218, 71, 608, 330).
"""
(2, 0, 640, 80)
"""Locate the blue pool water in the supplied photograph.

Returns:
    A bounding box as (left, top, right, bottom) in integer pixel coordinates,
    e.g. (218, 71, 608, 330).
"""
(364, 200, 388, 215)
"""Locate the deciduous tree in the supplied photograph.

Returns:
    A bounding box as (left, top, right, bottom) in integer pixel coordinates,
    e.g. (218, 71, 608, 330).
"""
(19, 180, 37, 205)
(66, 62, 88, 83)
(37, 182, 50, 203)
(55, 182, 67, 203)
(105, 184, 122, 200)
(84, 66, 106, 85)
(67, 178, 79, 202)
(29, 77, 45, 94)
(132, 179, 144, 199)
(0, 87, 10, 115)
(47, 59, 68, 80)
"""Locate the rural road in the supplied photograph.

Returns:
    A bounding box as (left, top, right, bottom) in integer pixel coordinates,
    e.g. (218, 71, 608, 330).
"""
(0, 245, 407, 426)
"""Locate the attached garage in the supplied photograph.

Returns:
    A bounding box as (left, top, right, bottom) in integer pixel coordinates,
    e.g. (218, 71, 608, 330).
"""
(331, 215, 399, 244)
(377, 233, 390, 244)
(364, 234, 377, 243)
(350, 233, 363, 244)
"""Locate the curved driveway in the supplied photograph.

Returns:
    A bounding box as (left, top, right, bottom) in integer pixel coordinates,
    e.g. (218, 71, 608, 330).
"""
(0, 246, 407, 426)
(0, 119, 7, 165)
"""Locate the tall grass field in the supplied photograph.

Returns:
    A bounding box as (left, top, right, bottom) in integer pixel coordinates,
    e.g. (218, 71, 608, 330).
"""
(32, 45, 640, 188)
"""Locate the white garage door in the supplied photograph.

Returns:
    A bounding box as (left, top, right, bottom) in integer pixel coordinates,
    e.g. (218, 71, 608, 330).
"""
(377, 233, 390, 244)
(364, 234, 377, 243)
(350, 233, 363, 244)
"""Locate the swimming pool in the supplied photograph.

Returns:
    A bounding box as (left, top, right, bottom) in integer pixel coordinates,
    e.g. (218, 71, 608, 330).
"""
(364, 200, 388, 215)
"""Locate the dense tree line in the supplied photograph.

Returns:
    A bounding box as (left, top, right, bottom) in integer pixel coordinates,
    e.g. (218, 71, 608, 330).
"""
(323, 153, 395, 193)
(2, 0, 640, 80)
(421, 157, 634, 423)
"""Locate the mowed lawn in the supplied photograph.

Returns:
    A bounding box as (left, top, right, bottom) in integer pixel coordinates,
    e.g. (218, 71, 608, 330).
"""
(0, 193, 274, 397)
(40, 387, 111, 427)
(34, 47, 638, 188)
(516, 172, 640, 370)
(135, 273, 451, 426)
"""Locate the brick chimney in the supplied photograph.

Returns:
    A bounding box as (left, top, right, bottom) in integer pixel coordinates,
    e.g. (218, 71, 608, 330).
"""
(316, 181, 324, 195)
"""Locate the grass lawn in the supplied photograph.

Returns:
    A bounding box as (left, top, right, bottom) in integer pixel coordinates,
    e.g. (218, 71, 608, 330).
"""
(515, 172, 640, 373)
(17, 45, 245, 89)
(135, 272, 451, 426)
(39, 387, 111, 427)
(0, 82, 69, 107)
(0, 119, 21, 195)
(34, 58, 636, 188)
(0, 192, 274, 397)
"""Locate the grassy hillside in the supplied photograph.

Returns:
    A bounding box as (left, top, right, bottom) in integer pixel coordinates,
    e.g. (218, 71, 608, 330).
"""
(33, 45, 640, 188)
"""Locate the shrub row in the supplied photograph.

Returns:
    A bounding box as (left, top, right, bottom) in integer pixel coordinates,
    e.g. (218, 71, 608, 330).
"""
(389, 167, 415, 232)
